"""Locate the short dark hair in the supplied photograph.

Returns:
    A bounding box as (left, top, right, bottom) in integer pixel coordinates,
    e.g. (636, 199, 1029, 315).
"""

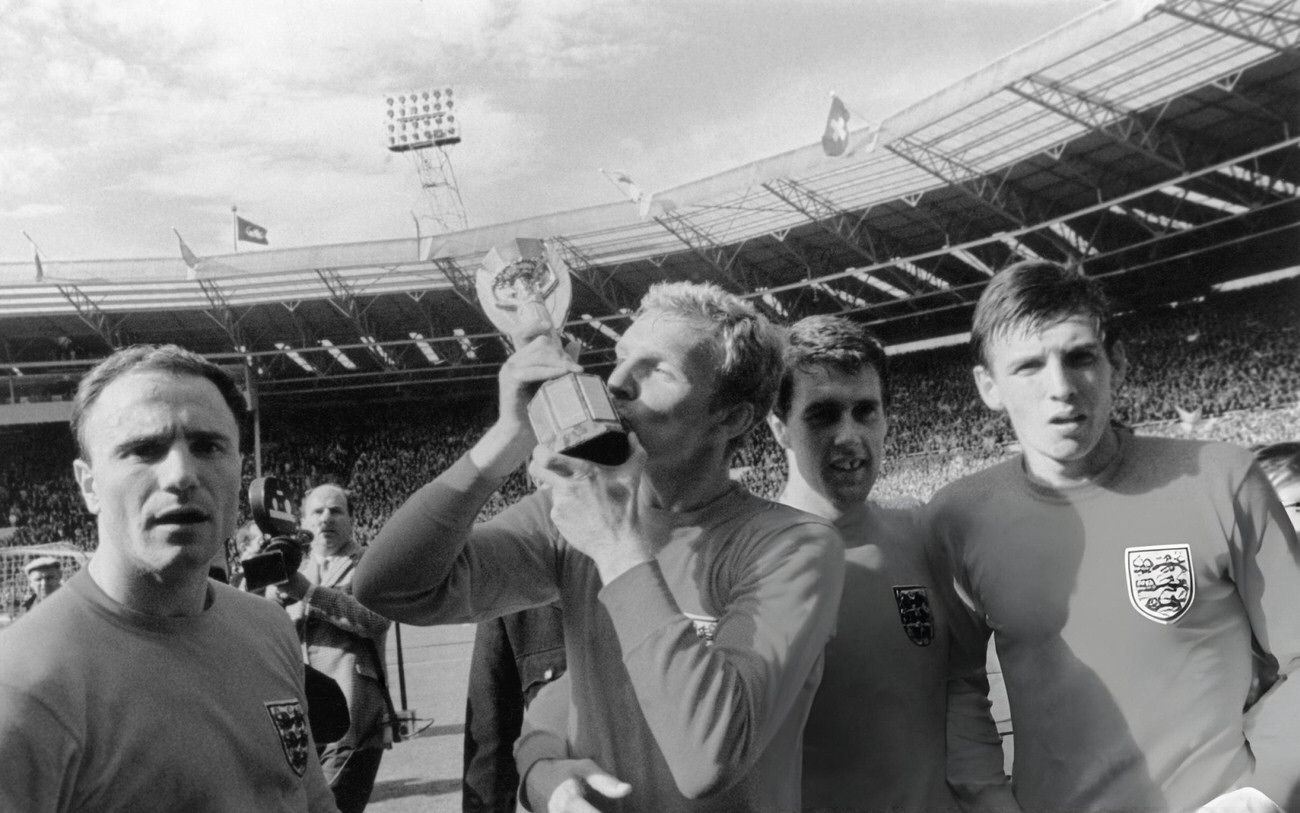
(1253, 441, 1300, 491)
(774, 315, 889, 419)
(971, 260, 1116, 368)
(72, 344, 248, 460)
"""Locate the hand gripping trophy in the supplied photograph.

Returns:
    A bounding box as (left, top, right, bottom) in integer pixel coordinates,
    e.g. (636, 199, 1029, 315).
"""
(475, 237, 630, 465)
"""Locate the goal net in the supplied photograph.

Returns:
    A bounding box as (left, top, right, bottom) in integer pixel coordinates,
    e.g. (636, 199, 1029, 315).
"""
(0, 543, 89, 625)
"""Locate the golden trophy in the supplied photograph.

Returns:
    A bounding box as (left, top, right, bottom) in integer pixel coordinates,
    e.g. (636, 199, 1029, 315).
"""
(476, 238, 630, 465)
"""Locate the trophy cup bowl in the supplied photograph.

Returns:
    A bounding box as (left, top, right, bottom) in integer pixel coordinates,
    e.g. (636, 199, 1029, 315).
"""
(476, 238, 630, 466)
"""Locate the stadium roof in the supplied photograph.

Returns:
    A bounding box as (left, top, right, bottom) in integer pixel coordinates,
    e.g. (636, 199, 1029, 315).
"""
(1, 0, 1297, 407)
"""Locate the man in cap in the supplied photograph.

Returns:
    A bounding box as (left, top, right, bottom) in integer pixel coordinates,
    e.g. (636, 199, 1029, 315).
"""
(20, 556, 63, 615)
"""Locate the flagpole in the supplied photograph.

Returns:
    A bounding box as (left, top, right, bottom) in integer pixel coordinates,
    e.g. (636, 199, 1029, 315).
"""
(232, 205, 238, 252)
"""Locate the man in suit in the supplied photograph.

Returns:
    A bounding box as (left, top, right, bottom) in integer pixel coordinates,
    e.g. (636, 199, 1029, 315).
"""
(271, 484, 392, 813)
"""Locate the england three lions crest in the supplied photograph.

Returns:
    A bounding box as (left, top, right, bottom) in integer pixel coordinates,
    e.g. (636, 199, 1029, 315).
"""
(1125, 544, 1195, 625)
(265, 700, 310, 777)
(684, 611, 719, 645)
(892, 585, 934, 646)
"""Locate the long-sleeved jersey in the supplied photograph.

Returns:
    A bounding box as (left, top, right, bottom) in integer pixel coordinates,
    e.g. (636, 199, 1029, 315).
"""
(926, 433, 1300, 813)
(354, 454, 844, 812)
(803, 505, 1010, 812)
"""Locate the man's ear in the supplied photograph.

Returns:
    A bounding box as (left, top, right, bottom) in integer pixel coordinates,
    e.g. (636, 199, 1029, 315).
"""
(72, 458, 101, 515)
(767, 411, 791, 450)
(716, 401, 755, 447)
(973, 365, 1004, 412)
(1109, 339, 1128, 388)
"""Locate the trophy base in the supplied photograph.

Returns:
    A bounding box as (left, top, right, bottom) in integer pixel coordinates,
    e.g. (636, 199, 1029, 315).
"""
(529, 373, 630, 466)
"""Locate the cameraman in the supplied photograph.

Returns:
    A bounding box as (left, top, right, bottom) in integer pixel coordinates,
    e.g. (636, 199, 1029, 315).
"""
(266, 484, 392, 813)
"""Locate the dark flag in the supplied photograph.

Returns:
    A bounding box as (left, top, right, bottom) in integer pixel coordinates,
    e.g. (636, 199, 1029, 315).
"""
(237, 216, 269, 245)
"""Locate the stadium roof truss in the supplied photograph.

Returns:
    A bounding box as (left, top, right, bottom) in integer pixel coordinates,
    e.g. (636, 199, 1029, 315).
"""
(1, 0, 1297, 406)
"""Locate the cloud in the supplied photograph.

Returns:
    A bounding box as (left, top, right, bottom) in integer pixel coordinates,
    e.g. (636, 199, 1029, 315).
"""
(0, 202, 67, 218)
(0, 0, 1106, 260)
(0, 145, 64, 199)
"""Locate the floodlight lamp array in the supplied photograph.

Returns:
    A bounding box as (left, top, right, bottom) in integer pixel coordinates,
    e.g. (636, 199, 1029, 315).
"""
(384, 86, 460, 151)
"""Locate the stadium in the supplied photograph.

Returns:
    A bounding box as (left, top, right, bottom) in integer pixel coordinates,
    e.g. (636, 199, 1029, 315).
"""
(1, 1, 1298, 811)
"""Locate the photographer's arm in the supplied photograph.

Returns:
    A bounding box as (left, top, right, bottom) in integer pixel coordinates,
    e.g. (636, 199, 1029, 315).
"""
(280, 570, 390, 640)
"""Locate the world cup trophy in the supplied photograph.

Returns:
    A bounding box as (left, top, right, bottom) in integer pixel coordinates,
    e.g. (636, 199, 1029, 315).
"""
(475, 238, 630, 465)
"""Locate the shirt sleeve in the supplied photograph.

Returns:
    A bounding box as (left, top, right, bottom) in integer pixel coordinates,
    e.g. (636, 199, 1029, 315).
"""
(300, 572, 391, 641)
(596, 518, 844, 799)
(923, 498, 1022, 813)
(513, 672, 572, 812)
(353, 454, 561, 624)
(0, 686, 79, 813)
(944, 600, 1019, 812)
(1234, 460, 1300, 810)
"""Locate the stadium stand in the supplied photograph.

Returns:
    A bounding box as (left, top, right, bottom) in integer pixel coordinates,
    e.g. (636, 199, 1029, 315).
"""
(1, 278, 1295, 552)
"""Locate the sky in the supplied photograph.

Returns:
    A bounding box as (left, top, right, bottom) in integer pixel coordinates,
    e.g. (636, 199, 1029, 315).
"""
(0, 0, 1107, 264)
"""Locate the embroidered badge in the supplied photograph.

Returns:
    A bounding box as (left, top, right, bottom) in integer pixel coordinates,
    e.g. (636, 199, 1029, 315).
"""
(1125, 544, 1195, 625)
(892, 585, 934, 646)
(265, 700, 310, 777)
(684, 611, 719, 645)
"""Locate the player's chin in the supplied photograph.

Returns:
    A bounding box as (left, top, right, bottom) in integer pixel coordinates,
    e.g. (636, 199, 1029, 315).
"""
(825, 474, 872, 505)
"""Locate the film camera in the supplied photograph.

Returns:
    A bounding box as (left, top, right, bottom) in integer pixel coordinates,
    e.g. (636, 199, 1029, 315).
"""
(241, 477, 314, 592)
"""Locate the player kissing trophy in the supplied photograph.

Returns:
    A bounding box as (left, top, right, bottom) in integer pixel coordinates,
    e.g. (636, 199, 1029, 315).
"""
(475, 237, 630, 465)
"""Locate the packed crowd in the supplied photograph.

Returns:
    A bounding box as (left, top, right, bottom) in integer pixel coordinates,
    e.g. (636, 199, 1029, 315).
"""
(1, 278, 1297, 550)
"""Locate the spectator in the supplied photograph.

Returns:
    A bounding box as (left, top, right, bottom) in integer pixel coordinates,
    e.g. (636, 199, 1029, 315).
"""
(268, 484, 392, 813)
(19, 556, 62, 616)
(0, 344, 337, 812)
(926, 262, 1300, 812)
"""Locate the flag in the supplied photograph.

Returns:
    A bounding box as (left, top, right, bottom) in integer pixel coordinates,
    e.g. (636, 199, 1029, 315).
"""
(236, 216, 268, 245)
(22, 231, 44, 281)
(175, 230, 201, 280)
(602, 169, 645, 206)
(822, 94, 850, 157)
(599, 169, 674, 219)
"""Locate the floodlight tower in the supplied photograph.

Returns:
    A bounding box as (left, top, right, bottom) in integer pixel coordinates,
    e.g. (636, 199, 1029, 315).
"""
(384, 86, 468, 234)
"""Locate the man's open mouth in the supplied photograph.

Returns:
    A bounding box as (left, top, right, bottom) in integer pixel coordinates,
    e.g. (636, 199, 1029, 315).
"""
(149, 509, 209, 526)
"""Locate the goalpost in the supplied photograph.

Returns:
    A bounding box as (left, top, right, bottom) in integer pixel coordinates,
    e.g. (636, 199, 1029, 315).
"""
(0, 543, 88, 626)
